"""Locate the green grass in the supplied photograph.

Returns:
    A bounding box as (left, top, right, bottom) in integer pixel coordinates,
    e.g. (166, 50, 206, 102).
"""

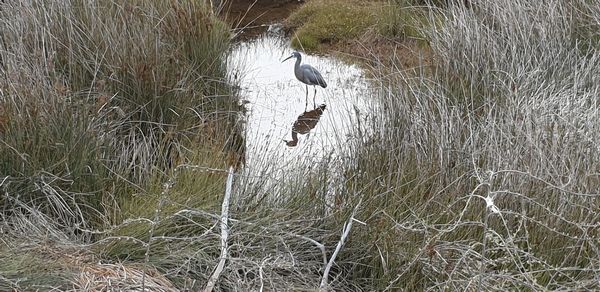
(286, 0, 376, 52)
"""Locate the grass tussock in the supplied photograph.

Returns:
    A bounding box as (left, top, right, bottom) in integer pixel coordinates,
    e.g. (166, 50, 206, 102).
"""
(377, 0, 430, 40)
(0, 0, 239, 225)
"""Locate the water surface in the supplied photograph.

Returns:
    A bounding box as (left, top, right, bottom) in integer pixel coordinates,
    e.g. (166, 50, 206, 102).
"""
(228, 34, 373, 191)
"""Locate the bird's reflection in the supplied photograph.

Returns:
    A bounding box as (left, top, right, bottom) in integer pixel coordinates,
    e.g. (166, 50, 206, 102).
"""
(285, 104, 326, 147)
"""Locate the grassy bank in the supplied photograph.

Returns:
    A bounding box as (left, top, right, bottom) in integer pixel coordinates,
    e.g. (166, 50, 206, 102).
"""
(285, 0, 376, 51)
(285, 0, 433, 54)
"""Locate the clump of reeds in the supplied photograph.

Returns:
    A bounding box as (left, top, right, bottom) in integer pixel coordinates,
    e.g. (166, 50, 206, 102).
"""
(0, 0, 238, 227)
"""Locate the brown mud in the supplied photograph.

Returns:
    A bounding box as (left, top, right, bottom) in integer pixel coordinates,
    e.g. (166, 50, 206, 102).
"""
(224, 0, 432, 71)
(224, 0, 303, 39)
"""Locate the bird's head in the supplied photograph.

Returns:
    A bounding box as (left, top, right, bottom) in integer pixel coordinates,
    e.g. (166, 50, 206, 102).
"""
(282, 51, 301, 63)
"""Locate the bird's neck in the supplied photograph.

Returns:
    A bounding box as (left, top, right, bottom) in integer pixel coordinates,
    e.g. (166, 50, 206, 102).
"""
(286, 131, 299, 147)
(295, 56, 302, 66)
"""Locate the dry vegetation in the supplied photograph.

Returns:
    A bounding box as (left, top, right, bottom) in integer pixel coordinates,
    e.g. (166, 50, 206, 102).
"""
(335, 0, 600, 289)
(0, 0, 243, 290)
(1, 0, 600, 291)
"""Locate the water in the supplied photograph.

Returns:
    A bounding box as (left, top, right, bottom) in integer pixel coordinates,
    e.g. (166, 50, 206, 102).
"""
(228, 33, 373, 191)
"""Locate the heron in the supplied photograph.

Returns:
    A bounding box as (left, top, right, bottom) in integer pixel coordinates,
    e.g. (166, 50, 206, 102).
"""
(282, 51, 327, 108)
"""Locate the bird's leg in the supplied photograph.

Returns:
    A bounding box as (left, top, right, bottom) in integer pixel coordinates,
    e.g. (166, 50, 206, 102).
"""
(313, 86, 317, 108)
(305, 85, 309, 110)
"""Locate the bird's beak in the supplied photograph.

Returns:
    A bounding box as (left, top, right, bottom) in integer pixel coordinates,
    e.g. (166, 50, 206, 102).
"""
(281, 55, 293, 63)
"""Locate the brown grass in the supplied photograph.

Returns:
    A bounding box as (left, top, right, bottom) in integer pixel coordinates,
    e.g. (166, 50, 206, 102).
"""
(76, 263, 177, 292)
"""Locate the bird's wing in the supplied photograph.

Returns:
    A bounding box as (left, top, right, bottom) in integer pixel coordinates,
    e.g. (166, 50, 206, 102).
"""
(300, 64, 327, 88)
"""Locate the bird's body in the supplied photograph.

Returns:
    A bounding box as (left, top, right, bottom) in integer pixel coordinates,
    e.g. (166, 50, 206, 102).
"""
(282, 52, 327, 108)
(296, 64, 327, 88)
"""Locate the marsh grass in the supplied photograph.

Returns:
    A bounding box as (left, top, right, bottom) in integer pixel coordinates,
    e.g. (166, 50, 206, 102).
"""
(0, 0, 239, 222)
(0, 0, 245, 289)
(326, 0, 600, 290)
(2, 0, 600, 290)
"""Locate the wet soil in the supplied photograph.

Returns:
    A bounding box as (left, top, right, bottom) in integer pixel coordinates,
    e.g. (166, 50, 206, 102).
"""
(224, 0, 303, 39)
(224, 0, 432, 70)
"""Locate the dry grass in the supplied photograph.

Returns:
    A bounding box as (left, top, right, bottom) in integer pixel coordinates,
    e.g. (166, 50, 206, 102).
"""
(0, 0, 243, 290)
(76, 263, 178, 292)
(2, 0, 600, 291)
(331, 0, 600, 290)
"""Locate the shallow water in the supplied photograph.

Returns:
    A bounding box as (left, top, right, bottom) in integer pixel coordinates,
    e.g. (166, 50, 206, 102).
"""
(228, 34, 373, 188)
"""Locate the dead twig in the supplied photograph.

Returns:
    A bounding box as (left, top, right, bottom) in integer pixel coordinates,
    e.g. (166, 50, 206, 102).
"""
(204, 166, 235, 292)
(320, 198, 362, 291)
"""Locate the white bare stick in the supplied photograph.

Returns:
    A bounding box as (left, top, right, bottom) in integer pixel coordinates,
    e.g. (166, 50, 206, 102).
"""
(204, 166, 235, 292)
(297, 234, 327, 266)
(319, 199, 362, 291)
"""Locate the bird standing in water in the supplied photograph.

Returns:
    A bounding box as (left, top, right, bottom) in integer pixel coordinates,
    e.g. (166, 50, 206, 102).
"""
(282, 51, 327, 108)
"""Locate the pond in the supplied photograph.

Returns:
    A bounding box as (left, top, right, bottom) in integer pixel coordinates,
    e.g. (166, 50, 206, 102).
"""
(227, 30, 375, 193)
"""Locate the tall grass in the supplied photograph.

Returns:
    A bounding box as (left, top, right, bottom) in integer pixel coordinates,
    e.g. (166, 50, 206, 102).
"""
(2, 0, 600, 290)
(0, 0, 238, 224)
(332, 0, 600, 290)
(0, 0, 243, 289)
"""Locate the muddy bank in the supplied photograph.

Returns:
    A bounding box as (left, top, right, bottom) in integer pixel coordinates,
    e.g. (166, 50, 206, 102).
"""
(225, 0, 302, 39)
